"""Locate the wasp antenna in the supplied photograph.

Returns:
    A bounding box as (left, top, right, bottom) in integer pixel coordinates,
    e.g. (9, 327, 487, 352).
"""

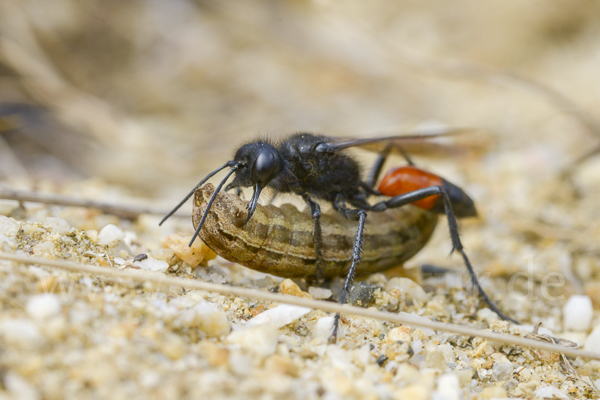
(159, 161, 236, 226)
(189, 164, 240, 247)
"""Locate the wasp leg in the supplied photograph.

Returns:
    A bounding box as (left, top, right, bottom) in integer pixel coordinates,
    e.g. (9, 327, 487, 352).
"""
(366, 143, 415, 189)
(369, 186, 517, 324)
(329, 196, 368, 342)
(302, 194, 325, 281)
(366, 143, 393, 189)
(224, 182, 243, 197)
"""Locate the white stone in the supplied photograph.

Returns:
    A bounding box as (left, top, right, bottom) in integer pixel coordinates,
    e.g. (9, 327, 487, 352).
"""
(0, 232, 13, 245)
(0, 318, 44, 349)
(246, 304, 310, 328)
(228, 351, 254, 376)
(432, 373, 461, 400)
(133, 257, 169, 273)
(385, 277, 427, 302)
(113, 257, 126, 266)
(32, 241, 53, 256)
(387, 326, 411, 342)
(193, 301, 230, 337)
(411, 339, 424, 355)
(326, 345, 353, 370)
(44, 217, 71, 234)
(584, 324, 600, 351)
(476, 307, 500, 323)
(312, 316, 336, 341)
(26, 294, 62, 320)
(424, 343, 449, 370)
(0, 216, 19, 236)
(4, 372, 40, 400)
(97, 224, 126, 246)
(228, 323, 279, 357)
(535, 385, 570, 399)
(308, 286, 332, 299)
(563, 295, 593, 331)
(139, 371, 161, 389)
(492, 361, 514, 381)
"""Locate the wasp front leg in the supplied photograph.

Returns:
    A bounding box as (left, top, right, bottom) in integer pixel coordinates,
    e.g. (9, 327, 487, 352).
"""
(302, 194, 325, 281)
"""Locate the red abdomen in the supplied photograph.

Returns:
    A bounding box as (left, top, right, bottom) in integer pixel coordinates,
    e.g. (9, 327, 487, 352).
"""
(378, 166, 443, 210)
(377, 165, 477, 217)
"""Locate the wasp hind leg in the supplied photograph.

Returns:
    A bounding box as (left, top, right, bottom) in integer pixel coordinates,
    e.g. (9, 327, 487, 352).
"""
(370, 185, 518, 324)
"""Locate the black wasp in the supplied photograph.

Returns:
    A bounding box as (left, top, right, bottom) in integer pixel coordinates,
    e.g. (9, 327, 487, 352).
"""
(160, 131, 517, 337)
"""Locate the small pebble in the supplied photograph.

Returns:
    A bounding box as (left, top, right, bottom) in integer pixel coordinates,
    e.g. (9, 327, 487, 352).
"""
(228, 323, 279, 357)
(308, 286, 332, 300)
(395, 383, 431, 400)
(348, 282, 378, 306)
(0, 319, 45, 350)
(32, 241, 53, 256)
(3, 372, 40, 400)
(193, 301, 231, 337)
(312, 316, 335, 341)
(386, 326, 411, 343)
(535, 385, 570, 399)
(563, 294, 593, 331)
(385, 277, 427, 302)
(228, 351, 254, 376)
(133, 253, 148, 262)
(0, 216, 19, 236)
(280, 279, 311, 298)
(478, 386, 508, 399)
(476, 308, 500, 323)
(44, 217, 71, 234)
(424, 343, 448, 371)
(85, 229, 98, 243)
(432, 373, 461, 400)
(584, 324, 600, 351)
(97, 224, 126, 246)
(491, 361, 513, 381)
(133, 257, 169, 273)
(26, 294, 62, 320)
(265, 353, 299, 377)
(246, 304, 310, 329)
(162, 233, 216, 267)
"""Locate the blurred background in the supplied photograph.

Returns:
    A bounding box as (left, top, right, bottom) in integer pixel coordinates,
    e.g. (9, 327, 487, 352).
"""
(1, 0, 599, 199)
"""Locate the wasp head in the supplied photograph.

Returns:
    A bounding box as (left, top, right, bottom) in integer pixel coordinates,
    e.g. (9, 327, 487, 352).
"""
(230, 141, 283, 225)
(232, 141, 282, 188)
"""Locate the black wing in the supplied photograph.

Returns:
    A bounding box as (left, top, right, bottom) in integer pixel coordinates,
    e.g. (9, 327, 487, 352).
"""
(327, 127, 487, 157)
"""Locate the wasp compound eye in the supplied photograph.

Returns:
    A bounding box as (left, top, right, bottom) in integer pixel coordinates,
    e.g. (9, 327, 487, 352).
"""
(253, 149, 278, 185)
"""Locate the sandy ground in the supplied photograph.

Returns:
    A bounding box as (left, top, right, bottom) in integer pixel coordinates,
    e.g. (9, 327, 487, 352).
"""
(1, 1, 600, 399)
